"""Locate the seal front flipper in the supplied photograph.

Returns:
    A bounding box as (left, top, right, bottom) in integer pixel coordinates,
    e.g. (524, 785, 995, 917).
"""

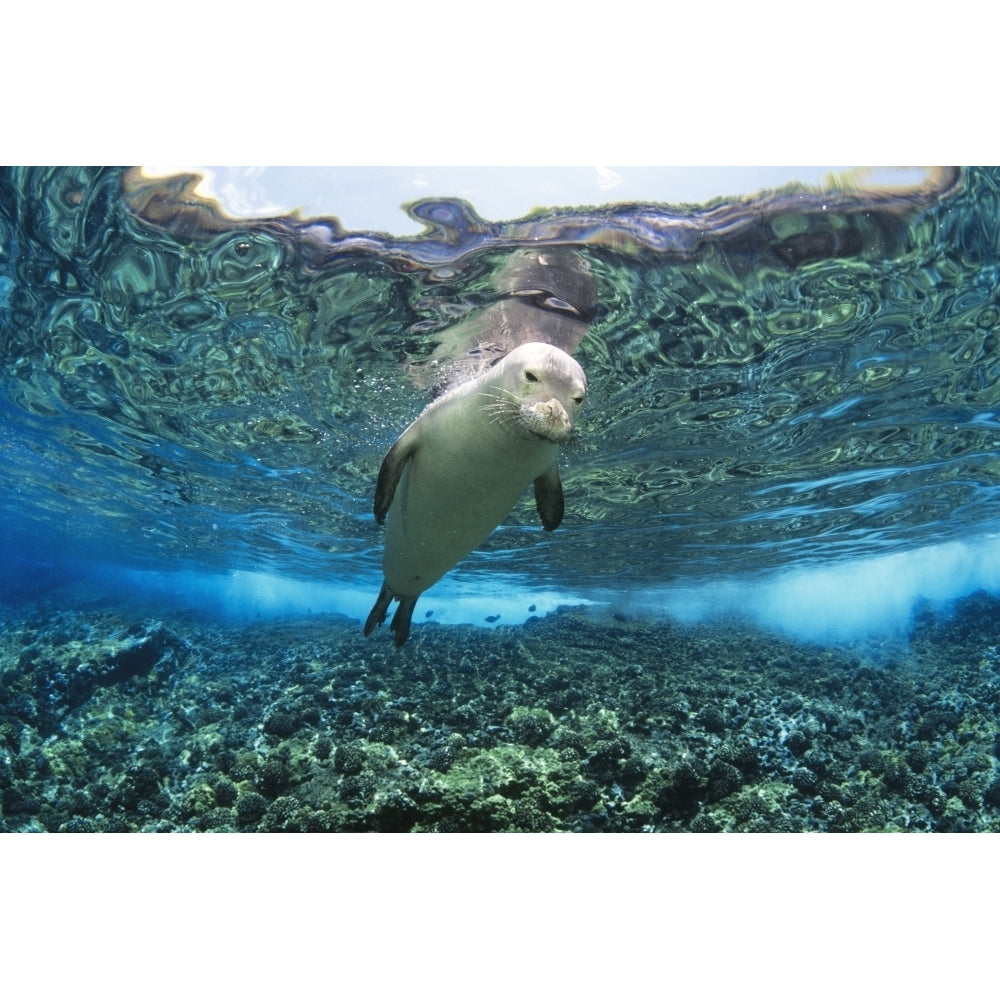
(364, 580, 394, 636)
(373, 426, 418, 524)
(533, 463, 564, 531)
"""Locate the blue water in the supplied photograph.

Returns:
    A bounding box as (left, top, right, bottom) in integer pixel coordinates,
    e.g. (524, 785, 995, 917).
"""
(2, 165, 998, 641)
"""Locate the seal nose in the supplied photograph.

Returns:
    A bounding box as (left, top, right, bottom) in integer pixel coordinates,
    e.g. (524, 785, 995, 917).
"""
(549, 398, 570, 426)
(536, 397, 572, 437)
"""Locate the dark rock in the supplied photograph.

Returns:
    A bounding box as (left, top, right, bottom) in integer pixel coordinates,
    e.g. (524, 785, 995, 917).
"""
(334, 742, 366, 776)
(258, 756, 291, 796)
(263, 711, 300, 738)
(696, 704, 726, 733)
(235, 792, 268, 827)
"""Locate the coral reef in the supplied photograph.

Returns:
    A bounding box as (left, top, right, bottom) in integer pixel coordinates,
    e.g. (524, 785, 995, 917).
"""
(2, 592, 1000, 832)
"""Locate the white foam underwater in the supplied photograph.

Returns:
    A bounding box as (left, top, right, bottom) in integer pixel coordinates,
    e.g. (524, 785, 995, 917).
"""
(113, 566, 595, 628)
(101, 533, 1000, 645)
(607, 535, 1000, 643)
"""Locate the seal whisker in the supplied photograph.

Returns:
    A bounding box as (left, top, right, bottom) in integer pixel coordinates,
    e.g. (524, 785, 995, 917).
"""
(476, 387, 520, 406)
(476, 389, 522, 430)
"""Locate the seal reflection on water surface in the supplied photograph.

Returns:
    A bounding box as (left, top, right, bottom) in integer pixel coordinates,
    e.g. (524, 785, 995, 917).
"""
(364, 342, 587, 646)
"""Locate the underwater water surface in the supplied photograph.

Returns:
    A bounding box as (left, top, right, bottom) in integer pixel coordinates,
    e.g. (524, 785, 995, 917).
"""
(3, 165, 1000, 833)
(3, 166, 998, 620)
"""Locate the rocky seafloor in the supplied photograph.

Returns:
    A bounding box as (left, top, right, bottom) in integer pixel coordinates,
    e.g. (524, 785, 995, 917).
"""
(2, 589, 1000, 833)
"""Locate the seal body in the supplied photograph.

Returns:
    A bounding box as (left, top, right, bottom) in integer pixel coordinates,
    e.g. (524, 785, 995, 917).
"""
(364, 342, 587, 645)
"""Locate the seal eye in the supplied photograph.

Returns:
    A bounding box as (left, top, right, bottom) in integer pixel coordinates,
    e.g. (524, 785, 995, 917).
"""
(524, 370, 539, 383)
(572, 395, 584, 405)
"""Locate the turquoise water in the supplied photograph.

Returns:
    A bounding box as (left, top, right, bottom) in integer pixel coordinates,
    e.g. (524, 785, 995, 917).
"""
(5, 166, 1000, 834)
(3, 166, 998, 636)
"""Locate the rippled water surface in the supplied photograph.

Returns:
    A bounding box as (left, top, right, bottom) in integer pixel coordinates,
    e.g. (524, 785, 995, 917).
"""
(2, 166, 996, 602)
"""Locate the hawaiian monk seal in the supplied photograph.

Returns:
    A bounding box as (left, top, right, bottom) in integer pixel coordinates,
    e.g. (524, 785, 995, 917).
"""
(364, 341, 587, 645)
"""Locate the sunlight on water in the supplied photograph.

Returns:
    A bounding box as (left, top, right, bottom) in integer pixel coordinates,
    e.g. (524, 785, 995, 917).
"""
(144, 166, 866, 235)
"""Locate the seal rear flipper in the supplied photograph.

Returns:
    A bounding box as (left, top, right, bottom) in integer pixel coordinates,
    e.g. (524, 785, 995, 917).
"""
(533, 464, 564, 531)
(373, 428, 418, 525)
(390, 596, 419, 647)
(363, 580, 394, 636)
